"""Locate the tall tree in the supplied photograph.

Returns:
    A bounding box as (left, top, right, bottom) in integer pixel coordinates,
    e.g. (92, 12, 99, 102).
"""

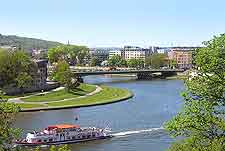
(0, 50, 36, 89)
(169, 59, 177, 69)
(48, 45, 89, 65)
(127, 58, 144, 69)
(145, 53, 167, 69)
(108, 55, 127, 67)
(0, 101, 21, 151)
(51, 60, 79, 91)
(165, 34, 225, 150)
(15, 72, 33, 94)
(90, 57, 98, 66)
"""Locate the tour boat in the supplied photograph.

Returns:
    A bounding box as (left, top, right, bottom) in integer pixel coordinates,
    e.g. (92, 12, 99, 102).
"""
(15, 124, 112, 146)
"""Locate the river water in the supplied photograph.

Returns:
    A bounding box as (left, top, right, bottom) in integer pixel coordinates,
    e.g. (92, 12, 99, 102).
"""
(14, 76, 184, 151)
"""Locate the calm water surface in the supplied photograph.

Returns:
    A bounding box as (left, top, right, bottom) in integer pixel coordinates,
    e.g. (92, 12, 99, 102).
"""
(14, 76, 184, 151)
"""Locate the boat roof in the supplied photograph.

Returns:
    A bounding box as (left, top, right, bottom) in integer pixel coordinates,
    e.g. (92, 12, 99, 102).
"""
(47, 124, 80, 129)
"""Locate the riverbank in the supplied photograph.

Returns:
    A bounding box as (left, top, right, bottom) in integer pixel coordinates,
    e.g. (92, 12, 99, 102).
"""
(9, 84, 133, 112)
(166, 75, 187, 80)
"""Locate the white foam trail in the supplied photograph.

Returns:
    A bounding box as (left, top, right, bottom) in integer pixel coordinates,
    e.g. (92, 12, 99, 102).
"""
(112, 127, 164, 137)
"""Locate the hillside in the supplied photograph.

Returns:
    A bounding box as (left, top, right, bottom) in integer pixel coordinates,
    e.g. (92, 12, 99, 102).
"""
(0, 34, 62, 51)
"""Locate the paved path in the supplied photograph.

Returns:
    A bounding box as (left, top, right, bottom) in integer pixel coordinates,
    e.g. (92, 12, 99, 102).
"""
(8, 85, 102, 105)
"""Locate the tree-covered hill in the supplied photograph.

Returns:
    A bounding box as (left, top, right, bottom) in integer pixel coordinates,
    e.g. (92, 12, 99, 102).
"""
(0, 34, 62, 51)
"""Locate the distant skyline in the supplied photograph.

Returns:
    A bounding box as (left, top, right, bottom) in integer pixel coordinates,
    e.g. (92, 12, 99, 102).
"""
(1, 0, 225, 47)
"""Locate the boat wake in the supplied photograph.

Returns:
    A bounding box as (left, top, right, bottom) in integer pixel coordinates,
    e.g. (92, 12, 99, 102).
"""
(112, 127, 164, 137)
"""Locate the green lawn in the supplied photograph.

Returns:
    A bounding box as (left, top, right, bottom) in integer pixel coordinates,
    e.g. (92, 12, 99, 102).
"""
(15, 84, 133, 111)
(47, 86, 132, 107)
(22, 84, 96, 102)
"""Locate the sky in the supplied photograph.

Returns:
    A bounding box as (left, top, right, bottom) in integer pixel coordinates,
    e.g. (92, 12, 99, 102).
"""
(0, 0, 225, 47)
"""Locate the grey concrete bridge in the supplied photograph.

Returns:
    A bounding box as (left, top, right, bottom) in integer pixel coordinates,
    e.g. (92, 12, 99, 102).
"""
(72, 69, 184, 82)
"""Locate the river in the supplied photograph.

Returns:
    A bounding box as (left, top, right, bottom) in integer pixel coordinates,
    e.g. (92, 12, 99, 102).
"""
(14, 76, 184, 151)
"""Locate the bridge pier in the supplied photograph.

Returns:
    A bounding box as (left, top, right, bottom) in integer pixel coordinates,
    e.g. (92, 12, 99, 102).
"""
(137, 72, 153, 80)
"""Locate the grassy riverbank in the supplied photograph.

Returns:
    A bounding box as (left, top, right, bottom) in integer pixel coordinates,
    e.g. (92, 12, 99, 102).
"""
(23, 84, 96, 102)
(47, 86, 132, 107)
(15, 84, 133, 112)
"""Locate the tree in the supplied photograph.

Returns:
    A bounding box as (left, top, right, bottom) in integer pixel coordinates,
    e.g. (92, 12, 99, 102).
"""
(165, 34, 225, 150)
(169, 59, 177, 69)
(0, 97, 71, 151)
(0, 101, 21, 151)
(51, 60, 79, 91)
(15, 72, 32, 94)
(0, 50, 36, 89)
(108, 55, 127, 67)
(48, 45, 89, 65)
(90, 57, 98, 66)
(145, 53, 167, 68)
(127, 58, 144, 69)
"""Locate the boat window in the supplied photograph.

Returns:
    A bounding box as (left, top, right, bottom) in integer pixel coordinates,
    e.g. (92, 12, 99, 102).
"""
(38, 139, 42, 142)
(44, 140, 47, 142)
(49, 139, 53, 142)
(56, 134, 59, 136)
(72, 136, 75, 139)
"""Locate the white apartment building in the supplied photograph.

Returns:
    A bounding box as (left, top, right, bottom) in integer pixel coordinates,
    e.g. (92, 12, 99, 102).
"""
(109, 50, 122, 58)
(122, 46, 152, 61)
(124, 50, 146, 60)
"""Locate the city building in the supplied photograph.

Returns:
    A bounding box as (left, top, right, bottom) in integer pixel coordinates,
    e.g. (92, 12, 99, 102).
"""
(168, 47, 199, 69)
(89, 48, 110, 65)
(109, 49, 122, 58)
(155, 47, 171, 54)
(33, 59, 48, 88)
(121, 46, 152, 61)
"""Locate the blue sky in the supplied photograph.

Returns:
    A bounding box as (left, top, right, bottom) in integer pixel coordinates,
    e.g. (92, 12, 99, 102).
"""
(0, 0, 225, 47)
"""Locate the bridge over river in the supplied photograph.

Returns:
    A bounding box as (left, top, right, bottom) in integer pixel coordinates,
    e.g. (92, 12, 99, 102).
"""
(71, 69, 184, 82)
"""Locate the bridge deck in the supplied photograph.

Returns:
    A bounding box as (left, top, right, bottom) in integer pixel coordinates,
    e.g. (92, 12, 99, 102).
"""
(72, 69, 184, 76)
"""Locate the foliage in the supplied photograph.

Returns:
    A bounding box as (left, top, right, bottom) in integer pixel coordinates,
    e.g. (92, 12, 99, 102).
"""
(165, 34, 225, 150)
(169, 59, 177, 69)
(51, 60, 79, 91)
(108, 55, 127, 67)
(48, 45, 89, 65)
(145, 53, 167, 68)
(51, 60, 72, 90)
(0, 101, 21, 151)
(15, 72, 32, 93)
(0, 34, 61, 51)
(0, 50, 37, 89)
(127, 58, 144, 69)
(90, 57, 98, 66)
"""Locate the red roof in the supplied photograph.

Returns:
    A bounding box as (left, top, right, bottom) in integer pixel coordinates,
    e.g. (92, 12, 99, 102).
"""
(47, 124, 80, 129)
